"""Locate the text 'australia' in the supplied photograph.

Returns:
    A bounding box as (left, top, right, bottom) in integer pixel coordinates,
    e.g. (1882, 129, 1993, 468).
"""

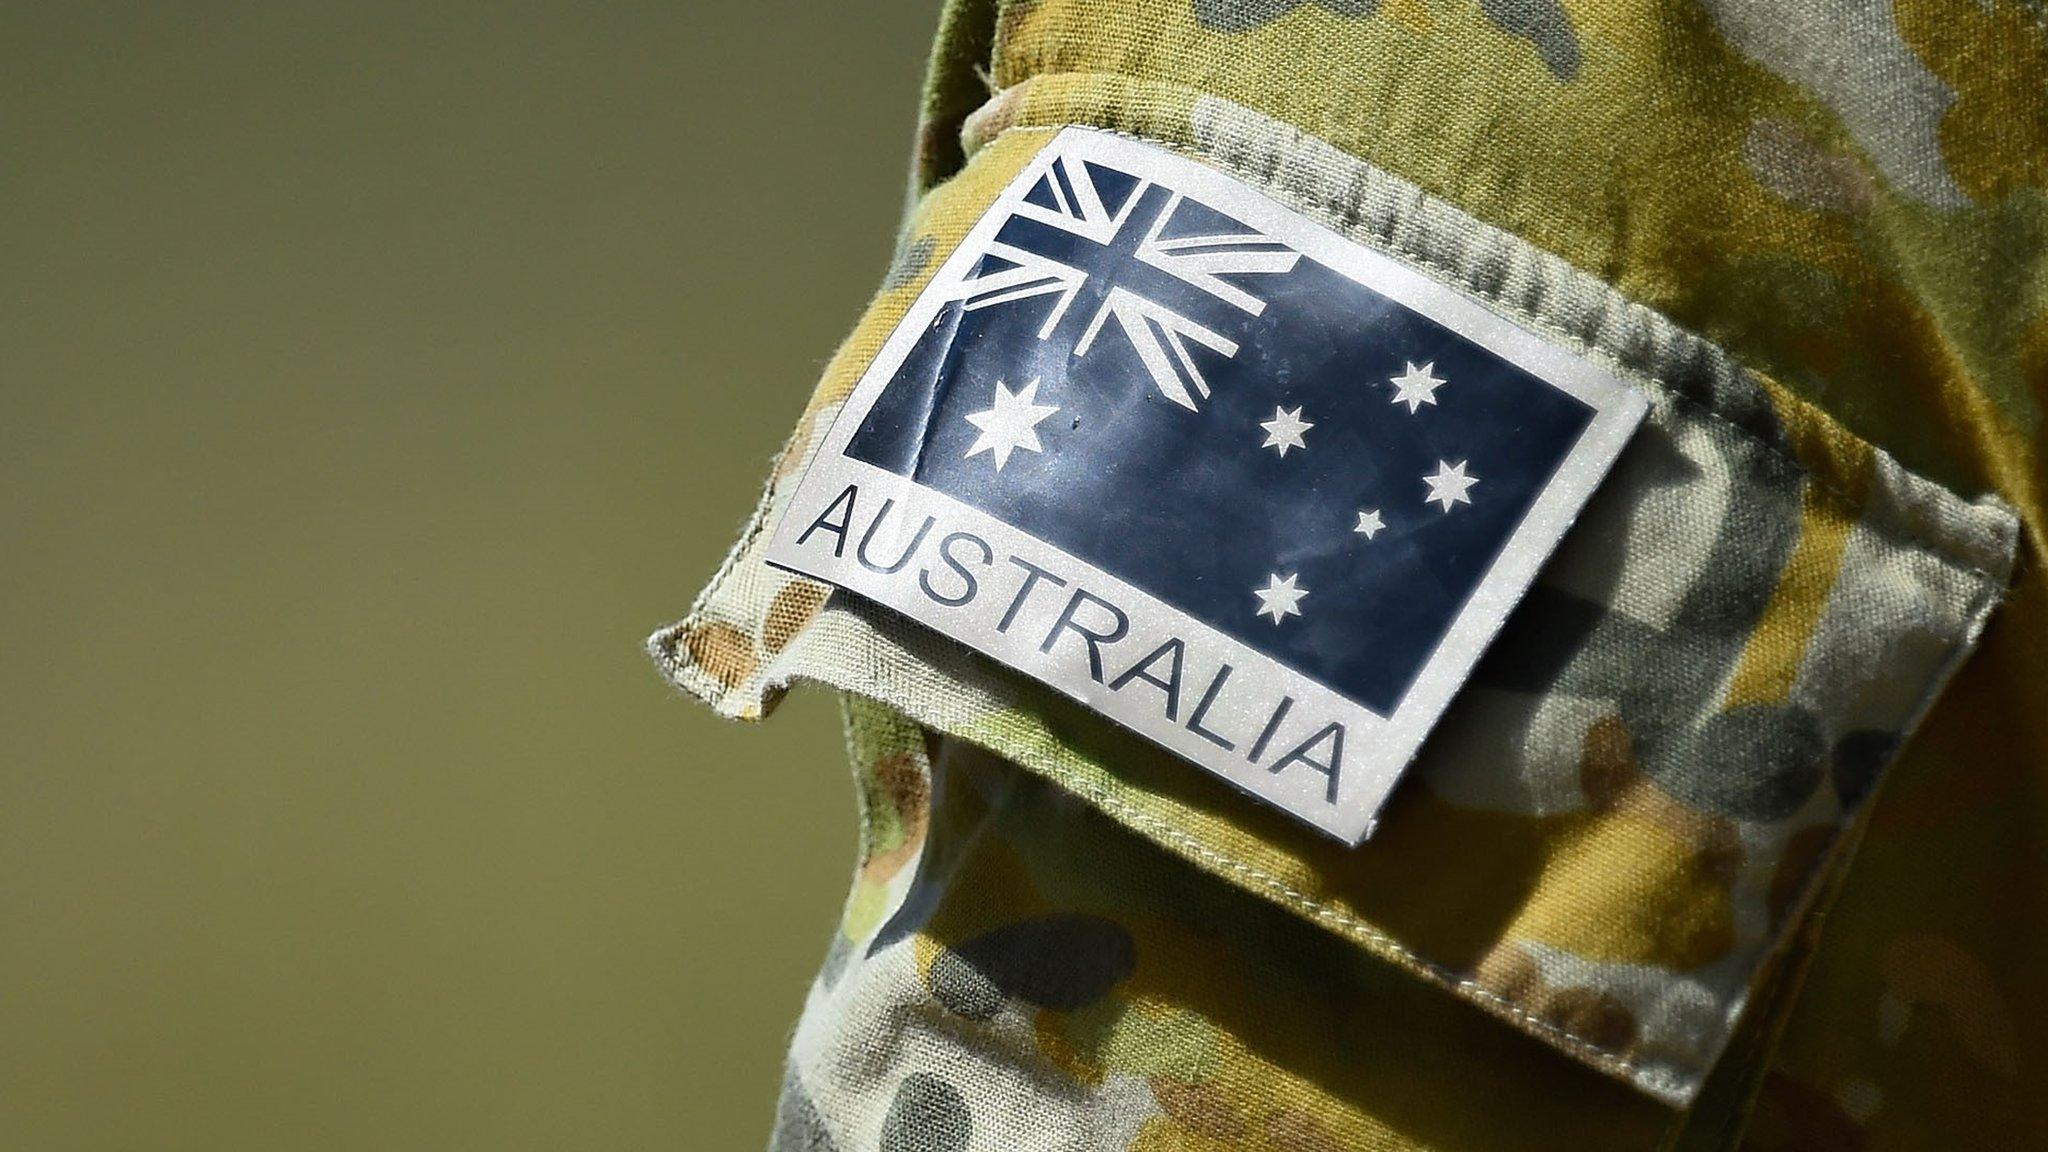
(790, 481, 1349, 807)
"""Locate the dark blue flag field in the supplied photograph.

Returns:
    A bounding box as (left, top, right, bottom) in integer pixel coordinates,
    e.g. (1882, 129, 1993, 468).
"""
(767, 129, 1644, 843)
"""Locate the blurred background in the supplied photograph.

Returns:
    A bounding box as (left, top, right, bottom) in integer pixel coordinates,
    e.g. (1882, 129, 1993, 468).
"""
(3, 3, 939, 1146)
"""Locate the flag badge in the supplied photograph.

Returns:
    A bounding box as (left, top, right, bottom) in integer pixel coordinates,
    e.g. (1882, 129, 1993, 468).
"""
(767, 128, 1646, 842)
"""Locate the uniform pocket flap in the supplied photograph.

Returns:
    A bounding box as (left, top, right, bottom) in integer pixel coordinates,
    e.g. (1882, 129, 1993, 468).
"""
(648, 86, 2020, 1105)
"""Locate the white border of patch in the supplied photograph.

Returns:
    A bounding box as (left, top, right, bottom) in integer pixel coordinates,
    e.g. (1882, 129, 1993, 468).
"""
(767, 128, 1645, 844)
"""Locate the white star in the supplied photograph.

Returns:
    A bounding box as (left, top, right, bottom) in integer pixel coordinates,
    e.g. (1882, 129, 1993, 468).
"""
(1253, 572, 1308, 624)
(963, 378, 1059, 471)
(1389, 361, 1447, 414)
(1423, 459, 1479, 511)
(1259, 406, 1313, 457)
(1352, 509, 1385, 540)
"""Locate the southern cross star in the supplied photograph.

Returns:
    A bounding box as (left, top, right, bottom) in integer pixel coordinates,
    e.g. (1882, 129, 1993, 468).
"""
(1352, 509, 1385, 540)
(1389, 361, 1447, 414)
(1253, 572, 1309, 624)
(1423, 459, 1479, 511)
(1259, 406, 1313, 457)
(963, 378, 1059, 471)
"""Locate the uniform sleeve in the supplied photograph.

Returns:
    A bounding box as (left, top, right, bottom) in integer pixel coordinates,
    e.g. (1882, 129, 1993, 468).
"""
(651, 3, 2042, 1148)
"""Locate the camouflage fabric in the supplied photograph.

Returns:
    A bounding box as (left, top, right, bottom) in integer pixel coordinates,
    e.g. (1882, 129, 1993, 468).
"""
(651, 2, 2046, 1148)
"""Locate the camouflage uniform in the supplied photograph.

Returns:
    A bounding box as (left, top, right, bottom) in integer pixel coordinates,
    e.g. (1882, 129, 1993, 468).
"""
(652, 2, 2047, 1147)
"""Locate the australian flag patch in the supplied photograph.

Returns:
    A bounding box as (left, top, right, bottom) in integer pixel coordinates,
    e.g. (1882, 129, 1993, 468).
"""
(767, 129, 1645, 843)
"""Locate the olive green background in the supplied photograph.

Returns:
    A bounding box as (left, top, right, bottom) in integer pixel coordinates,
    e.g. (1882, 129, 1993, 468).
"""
(3, 4, 938, 1147)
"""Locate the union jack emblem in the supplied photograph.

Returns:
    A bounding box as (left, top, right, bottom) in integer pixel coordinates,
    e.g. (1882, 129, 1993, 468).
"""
(949, 152, 1301, 411)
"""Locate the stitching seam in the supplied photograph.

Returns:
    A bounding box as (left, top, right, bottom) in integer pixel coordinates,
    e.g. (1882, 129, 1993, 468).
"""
(808, 659, 1695, 1100)
(757, 610, 1704, 1096)
(757, 531, 2009, 1101)
(1032, 754, 1691, 1093)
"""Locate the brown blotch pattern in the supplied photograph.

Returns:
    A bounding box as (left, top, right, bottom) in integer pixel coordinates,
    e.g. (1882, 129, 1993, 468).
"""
(1148, 1076, 1245, 1140)
(764, 579, 831, 655)
(685, 620, 758, 691)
